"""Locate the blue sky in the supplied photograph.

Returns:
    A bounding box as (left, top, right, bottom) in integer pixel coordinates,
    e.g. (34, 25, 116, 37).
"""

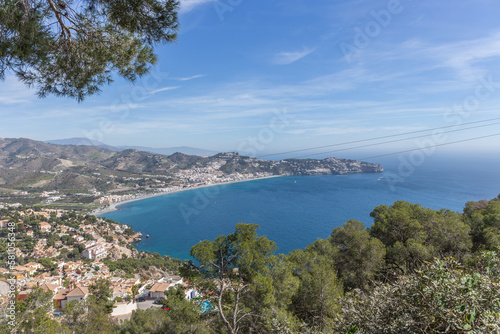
(1, 0, 500, 159)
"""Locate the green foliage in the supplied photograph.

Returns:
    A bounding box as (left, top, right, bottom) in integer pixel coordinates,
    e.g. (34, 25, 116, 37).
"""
(0, 0, 179, 101)
(119, 306, 211, 334)
(38, 257, 57, 271)
(330, 219, 386, 291)
(0, 288, 61, 334)
(85, 215, 97, 224)
(336, 252, 500, 333)
(131, 284, 141, 300)
(464, 197, 500, 251)
(124, 227, 135, 236)
(89, 278, 114, 313)
(76, 242, 86, 253)
(370, 201, 472, 272)
(62, 296, 115, 334)
(83, 233, 94, 241)
(161, 285, 205, 328)
(7, 197, 500, 333)
(61, 234, 75, 246)
(121, 273, 135, 279)
(46, 235, 56, 247)
(118, 308, 169, 334)
(186, 223, 283, 333)
(104, 253, 181, 274)
(289, 242, 343, 332)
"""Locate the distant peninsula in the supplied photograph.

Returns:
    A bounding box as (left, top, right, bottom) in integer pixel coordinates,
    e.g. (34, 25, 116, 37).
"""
(0, 138, 383, 210)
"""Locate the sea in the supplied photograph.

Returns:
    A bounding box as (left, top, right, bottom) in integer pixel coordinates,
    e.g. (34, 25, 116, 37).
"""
(100, 153, 500, 260)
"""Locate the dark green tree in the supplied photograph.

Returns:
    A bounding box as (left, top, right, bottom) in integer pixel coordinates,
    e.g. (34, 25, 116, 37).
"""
(0, 288, 61, 334)
(161, 285, 210, 333)
(83, 233, 94, 241)
(288, 242, 343, 332)
(124, 228, 135, 236)
(118, 306, 212, 334)
(370, 201, 471, 273)
(46, 235, 57, 247)
(0, 0, 179, 101)
(39, 257, 57, 272)
(75, 243, 85, 253)
(85, 215, 97, 224)
(463, 196, 500, 251)
(336, 252, 500, 333)
(61, 234, 75, 246)
(183, 223, 279, 334)
(131, 283, 141, 304)
(117, 308, 171, 334)
(62, 296, 116, 334)
(329, 220, 386, 291)
(89, 278, 114, 313)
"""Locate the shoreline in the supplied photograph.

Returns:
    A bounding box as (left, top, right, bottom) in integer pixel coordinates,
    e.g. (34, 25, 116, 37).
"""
(90, 175, 285, 216)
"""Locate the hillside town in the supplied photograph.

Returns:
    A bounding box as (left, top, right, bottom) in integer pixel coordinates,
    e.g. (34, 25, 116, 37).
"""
(92, 169, 276, 212)
(0, 139, 382, 212)
(0, 206, 193, 320)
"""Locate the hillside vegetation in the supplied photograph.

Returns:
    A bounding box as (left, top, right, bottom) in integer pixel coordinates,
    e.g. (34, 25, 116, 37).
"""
(0, 138, 382, 194)
(3, 194, 500, 333)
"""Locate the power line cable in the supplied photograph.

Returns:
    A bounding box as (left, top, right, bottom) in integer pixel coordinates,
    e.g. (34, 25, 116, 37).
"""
(258, 117, 500, 159)
(292, 121, 500, 159)
(358, 132, 500, 160)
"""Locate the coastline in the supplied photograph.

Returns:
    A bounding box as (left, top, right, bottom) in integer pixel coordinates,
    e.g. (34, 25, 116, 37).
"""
(90, 175, 285, 217)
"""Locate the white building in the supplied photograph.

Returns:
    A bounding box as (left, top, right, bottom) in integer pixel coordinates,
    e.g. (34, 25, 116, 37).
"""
(82, 244, 107, 260)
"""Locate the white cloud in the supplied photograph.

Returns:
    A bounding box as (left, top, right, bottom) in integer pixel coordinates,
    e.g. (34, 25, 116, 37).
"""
(178, 74, 205, 81)
(99, 103, 144, 111)
(438, 32, 500, 80)
(0, 76, 37, 104)
(283, 127, 375, 137)
(149, 86, 180, 95)
(374, 31, 500, 82)
(179, 0, 216, 14)
(273, 48, 316, 65)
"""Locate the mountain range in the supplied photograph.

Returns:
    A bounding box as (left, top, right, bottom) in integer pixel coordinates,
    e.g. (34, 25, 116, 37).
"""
(0, 137, 383, 193)
(46, 138, 218, 156)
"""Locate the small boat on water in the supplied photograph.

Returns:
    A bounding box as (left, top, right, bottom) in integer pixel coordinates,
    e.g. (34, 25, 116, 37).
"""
(146, 234, 150, 238)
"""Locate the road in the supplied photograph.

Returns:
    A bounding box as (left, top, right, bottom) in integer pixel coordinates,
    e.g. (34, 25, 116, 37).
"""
(137, 299, 162, 310)
(114, 299, 161, 322)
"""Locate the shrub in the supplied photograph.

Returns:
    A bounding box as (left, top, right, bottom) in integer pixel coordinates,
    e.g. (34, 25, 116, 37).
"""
(336, 252, 500, 333)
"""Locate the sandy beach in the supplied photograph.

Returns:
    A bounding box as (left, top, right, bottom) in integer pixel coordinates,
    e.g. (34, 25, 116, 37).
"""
(90, 175, 284, 216)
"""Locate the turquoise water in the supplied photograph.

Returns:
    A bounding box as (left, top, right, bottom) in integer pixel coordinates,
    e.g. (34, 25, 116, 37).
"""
(101, 154, 500, 260)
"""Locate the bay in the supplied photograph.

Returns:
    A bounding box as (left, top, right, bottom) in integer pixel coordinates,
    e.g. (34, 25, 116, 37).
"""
(101, 154, 500, 260)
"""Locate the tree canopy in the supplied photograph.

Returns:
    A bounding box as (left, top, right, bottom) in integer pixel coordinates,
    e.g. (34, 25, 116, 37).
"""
(370, 201, 472, 273)
(288, 240, 343, 331)
(184, 223, 281, 334)
(89, 278, 114, 313)
(463, 196, 500, 251)
(0, 0, 179, 101)
(330, 219, 386, 291)
(336, 252, 500, 333)
(7, 195, 500, 333)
